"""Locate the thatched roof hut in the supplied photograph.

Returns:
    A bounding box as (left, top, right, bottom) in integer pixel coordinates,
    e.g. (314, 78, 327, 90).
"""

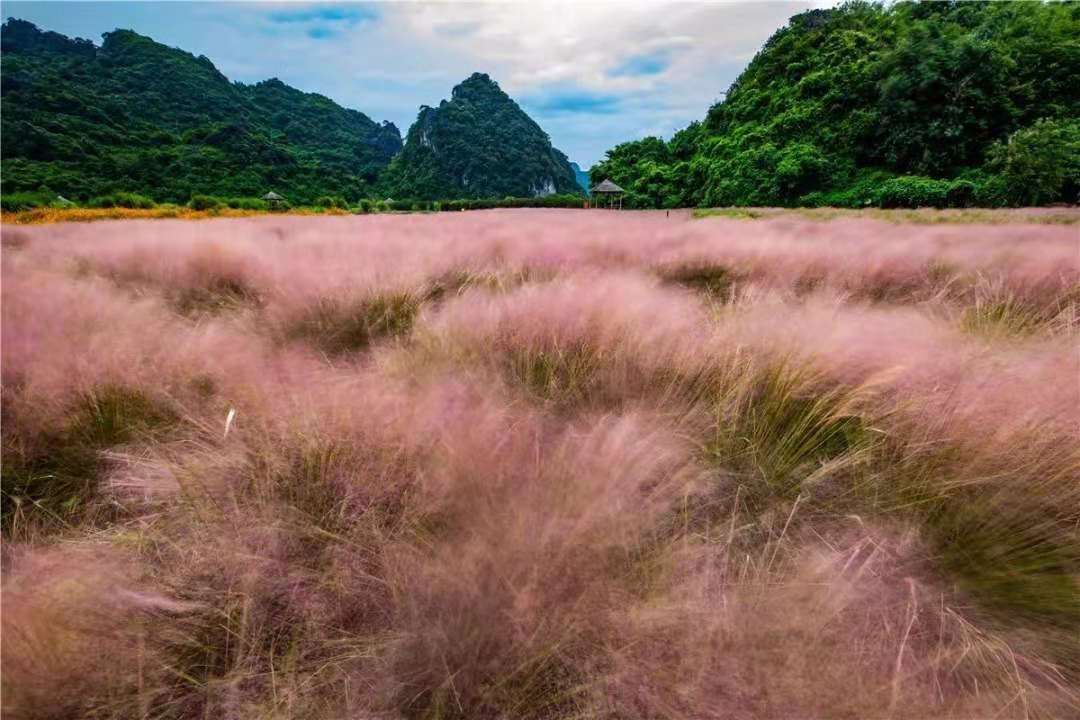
(590, 179, 625, 209)
(591, 179, 625, 194)
(262, 191, 284, 209)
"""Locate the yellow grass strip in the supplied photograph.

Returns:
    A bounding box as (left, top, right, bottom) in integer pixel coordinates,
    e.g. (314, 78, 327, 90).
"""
(0, 206, 352, 225)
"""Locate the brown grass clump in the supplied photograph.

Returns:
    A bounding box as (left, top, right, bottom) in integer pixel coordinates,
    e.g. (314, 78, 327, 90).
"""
(2, 210, 1077, 718)
(284, 291, 422, 355)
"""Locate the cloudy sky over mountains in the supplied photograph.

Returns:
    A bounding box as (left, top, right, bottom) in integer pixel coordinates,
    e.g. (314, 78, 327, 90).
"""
(6, 1, 830, 167)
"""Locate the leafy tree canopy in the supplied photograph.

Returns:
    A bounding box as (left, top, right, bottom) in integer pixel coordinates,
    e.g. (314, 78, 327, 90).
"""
(591, 1, 1080, 208)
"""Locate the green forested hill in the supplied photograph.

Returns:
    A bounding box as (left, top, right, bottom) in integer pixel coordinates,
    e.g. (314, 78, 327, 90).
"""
(1, 19, 402, 204)
(383, 73, 582, 200)
(591, 1, 1080, 208)
(7, 4, 1077, 210)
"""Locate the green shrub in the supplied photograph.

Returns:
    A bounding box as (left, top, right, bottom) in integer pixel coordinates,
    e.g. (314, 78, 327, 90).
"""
(515, 194, 584, 209)
(313, 196, 348, 209)
(428, 196, 586, 212)
(87, 192, 156, 209)
(875, 176, 953, 208)
(222, 197, 268, 210)
(801, 173, 993, 210)
(188, 194, 224, 211)
(944, 180, 977, 208)
(986, 119, 1080, 206)
(117, 192, 155, 209)
(977, 177, 1009, 207)
(1, 191, 55, 211)
(800, 170, 890, 208)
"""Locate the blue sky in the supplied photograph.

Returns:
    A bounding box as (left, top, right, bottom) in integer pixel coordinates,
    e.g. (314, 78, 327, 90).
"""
(4, 1, 830, 168)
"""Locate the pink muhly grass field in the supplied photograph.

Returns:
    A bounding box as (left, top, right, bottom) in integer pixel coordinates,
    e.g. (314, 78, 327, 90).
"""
(2, 209, 1078, 719)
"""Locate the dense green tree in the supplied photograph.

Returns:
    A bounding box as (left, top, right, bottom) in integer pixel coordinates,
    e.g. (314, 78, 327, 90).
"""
(872, 19, 1014, 175)
(592, 1, 1080, 208)
(987, 119, 1080, 206)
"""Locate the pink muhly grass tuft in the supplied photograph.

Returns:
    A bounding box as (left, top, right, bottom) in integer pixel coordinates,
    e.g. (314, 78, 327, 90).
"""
(374, 406, 697, 718)
(600, 523, 1073, 718)
(1, 546, 195, 718)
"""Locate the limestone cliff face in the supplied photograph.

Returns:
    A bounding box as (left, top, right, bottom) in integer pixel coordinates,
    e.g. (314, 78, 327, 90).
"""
(385, 73, 582, 200)
(570, 162, 591, 195)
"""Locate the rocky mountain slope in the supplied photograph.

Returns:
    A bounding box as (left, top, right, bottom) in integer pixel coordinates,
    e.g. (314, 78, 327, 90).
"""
(383, 73, 581, 200)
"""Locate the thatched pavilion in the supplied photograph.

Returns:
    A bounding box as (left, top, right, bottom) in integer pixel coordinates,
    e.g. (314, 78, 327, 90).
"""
(590, 179, 625, 209)
(262, 191, 285, 209)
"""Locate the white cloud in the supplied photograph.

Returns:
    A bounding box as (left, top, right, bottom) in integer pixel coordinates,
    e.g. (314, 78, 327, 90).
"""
(381, 1, 827, 163)
(395, 2, 811, 92)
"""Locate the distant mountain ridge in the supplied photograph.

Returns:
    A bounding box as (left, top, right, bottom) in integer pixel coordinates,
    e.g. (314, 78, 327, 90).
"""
(570, 163, 590, 195)
(383, 73, 582, 200)
(1, 20, 587, 204)
(1, 18, 402, 203)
